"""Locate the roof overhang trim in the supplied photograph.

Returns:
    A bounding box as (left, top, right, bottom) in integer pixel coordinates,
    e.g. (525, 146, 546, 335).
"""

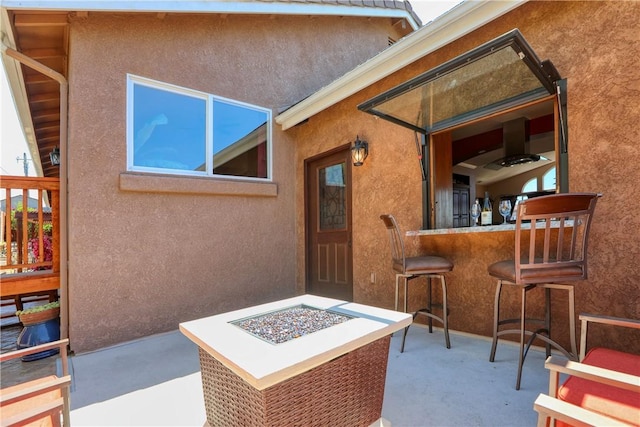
(275, 0, 528, 131)
(0, 1, 419, 30)
(0, 9, 43, 175)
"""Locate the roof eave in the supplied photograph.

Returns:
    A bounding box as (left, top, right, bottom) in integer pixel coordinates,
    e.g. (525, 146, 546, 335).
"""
(275, 0, 528, 131)
(0, 8, 44, 176)
(0, 1, 420, 30)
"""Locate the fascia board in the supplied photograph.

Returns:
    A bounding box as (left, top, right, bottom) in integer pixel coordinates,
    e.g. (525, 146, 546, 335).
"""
(0, 1, 419, 30)
(275, 0, 528, 131)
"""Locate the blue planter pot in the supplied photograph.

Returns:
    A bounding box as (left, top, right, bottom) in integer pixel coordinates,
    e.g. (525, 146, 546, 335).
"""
(17, 318, 61, 361)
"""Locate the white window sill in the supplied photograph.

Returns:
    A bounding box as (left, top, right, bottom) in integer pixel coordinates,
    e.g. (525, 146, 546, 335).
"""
(119, 172, 278, 197)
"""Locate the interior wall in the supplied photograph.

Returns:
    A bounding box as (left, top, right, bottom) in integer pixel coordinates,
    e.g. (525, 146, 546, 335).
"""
(293, 1, 640, 353)
(66, 13, 397, 352)
(483, 163, 555, 223)
(486, 164, 555, 198)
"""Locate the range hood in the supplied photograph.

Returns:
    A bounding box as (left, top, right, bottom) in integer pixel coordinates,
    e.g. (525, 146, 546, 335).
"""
(487, 118, 540, 169)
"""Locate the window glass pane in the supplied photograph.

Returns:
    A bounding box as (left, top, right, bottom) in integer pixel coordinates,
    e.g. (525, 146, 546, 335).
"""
(128, 75, 271, 180)
(543, 167, 556, 190)
(359, 30, 559, 135)
(212, 100, 269, 178)
(370, 45, 546, 132)
(522, 178, 537, 193)
(133, 84, 206, 171)
(319, 163, 346, 230)
(359, 30, 565, 230)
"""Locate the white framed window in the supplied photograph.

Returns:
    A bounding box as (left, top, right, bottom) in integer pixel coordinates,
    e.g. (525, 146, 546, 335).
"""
(542, 167, 556, 190)
(522, 166, 556, 194)
(127, 75, 271, 180)
(522, 177, 537, 193)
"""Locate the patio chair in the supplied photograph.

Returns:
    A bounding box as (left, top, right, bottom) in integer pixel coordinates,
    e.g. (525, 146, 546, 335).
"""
(488, 192, 601, 390)
(0, 339, 71, 427)
(533, 313, 640, 427)
(380, 214, 453, 350)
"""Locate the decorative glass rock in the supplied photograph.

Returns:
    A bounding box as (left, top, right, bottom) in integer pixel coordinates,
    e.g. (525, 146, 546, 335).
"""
(231, 305, 353, 344)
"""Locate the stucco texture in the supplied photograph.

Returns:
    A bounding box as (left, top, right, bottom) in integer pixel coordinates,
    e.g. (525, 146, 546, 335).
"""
(293, 1, 640, 353)
(66, 13, 401, 352)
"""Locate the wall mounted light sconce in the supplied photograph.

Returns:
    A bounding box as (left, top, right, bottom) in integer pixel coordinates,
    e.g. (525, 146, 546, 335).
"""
(351, 135, 368, 166)
(49, 147, 60, 166)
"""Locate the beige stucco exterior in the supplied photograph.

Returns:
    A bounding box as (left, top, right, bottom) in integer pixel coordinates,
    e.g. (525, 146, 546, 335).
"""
(2, 1, 638, 355)
(291, 1, 640, 354)
(64, 13, 411, 352)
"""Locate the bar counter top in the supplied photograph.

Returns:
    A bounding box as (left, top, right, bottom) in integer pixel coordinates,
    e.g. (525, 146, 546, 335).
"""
(407, 220, 570, 236)
(407, 223, 516, 236)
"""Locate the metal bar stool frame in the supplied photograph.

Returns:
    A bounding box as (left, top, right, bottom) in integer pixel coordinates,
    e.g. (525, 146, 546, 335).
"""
(488, 193, 601, 390)
(380, 214, 453, 350)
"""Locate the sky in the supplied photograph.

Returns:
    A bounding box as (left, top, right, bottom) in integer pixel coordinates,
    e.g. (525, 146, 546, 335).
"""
(0, 0, 461, 178)
(410, 0, 463, 25)
(1, 61, 34, 177)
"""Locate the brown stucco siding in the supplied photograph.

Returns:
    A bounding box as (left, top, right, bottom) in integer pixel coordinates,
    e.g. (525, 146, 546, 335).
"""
(66, 13, 398, 352)
(293, 1, 640, 353)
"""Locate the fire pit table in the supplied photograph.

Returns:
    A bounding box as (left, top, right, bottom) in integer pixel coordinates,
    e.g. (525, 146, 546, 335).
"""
(179, 294, 411, 427)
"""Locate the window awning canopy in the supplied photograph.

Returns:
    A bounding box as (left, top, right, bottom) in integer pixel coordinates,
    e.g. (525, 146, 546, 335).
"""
(358, 29, 560, 134)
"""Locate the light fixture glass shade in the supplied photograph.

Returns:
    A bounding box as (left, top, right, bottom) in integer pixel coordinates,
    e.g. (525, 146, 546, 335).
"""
(49, 147, 60, 166)
(351, 136, 368, 166)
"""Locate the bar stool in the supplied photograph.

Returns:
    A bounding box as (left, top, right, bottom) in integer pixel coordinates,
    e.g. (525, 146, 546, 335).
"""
(488, 193, 601, 390)
(380, 214, 453, 350)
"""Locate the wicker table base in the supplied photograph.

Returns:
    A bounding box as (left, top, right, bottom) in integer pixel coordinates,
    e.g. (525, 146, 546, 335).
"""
(198, 336, 391, 427)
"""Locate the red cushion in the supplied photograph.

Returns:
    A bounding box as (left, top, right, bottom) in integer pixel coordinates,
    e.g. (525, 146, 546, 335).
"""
(557, 347, 640, 427)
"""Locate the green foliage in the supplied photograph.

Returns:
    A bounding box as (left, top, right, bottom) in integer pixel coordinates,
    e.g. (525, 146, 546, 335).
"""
(9, 202, 53, 239)
(43, 223, 53, 234)
(15, 300, 60, 316)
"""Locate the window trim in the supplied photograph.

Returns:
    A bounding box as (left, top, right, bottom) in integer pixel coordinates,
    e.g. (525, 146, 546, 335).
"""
(126, 74, 273, 182)
(356, 30, 569, 229)
(119, 171, 278, 197)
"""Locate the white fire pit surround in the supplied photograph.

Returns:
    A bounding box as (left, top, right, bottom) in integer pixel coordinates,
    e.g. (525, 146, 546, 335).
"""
(180, 294, 412, 426)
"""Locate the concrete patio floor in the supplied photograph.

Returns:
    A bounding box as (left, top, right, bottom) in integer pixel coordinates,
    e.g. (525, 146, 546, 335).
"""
(59, 324, 550, 426)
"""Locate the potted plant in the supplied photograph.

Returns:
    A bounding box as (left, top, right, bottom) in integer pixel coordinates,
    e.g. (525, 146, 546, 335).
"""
(15, 301, 61, 361)
(16, 300, 60, 325)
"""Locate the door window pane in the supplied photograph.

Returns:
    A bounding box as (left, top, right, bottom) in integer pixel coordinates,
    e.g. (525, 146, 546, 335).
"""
(319, 163, 346, 230)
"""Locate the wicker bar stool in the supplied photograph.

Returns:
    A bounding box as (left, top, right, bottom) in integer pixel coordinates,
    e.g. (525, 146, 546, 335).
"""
(380, 214, 453, 350)
(488, 193, 601, 390)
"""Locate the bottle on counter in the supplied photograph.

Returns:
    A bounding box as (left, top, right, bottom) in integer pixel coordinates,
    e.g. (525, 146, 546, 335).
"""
(481, 191, 492, 226)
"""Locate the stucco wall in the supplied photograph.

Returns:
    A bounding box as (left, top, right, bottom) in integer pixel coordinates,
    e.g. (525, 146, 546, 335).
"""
(292, 1, 640, 353)
(66, 13, 401, 352)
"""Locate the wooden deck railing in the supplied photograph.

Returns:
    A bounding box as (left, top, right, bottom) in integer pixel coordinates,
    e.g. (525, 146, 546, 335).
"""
(0, 176, 60, 299)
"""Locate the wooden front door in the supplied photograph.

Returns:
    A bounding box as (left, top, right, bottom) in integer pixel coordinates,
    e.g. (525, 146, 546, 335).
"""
(305, 147, 353, 301)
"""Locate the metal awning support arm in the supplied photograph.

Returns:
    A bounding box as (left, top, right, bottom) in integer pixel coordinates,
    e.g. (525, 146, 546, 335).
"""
(555, 78, 569, 193)
(555, 80, 568, 154)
